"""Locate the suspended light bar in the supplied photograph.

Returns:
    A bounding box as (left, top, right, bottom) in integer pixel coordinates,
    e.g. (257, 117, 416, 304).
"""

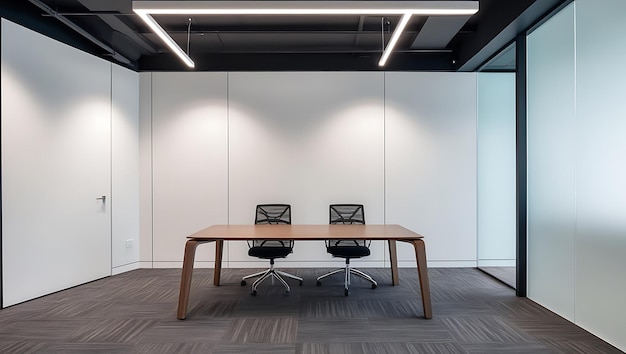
(378, 13, 412, 67)
(133, 1, 478, 68)
(136, 11, 195, 68)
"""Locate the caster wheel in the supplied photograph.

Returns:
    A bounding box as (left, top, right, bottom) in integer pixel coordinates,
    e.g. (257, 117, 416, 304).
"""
(285, 290, 290, 296)
(344, 289, 349, 296)
(371, 284, 377, 289)
(316, 280, 322, 286)
(241, 280, 247, 286)
(251, 290, 257, 296)
(299, 280, 304, 286)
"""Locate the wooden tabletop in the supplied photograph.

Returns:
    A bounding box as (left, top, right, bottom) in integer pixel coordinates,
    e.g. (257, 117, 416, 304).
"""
(186, 224, 424, 241)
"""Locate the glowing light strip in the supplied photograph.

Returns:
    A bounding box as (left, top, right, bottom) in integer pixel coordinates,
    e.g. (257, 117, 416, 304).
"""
(132, 1, 478, 68)
(136, 12, 195, 67)
(378, 13, 411, 67)
(133, 1, 479, 15)
(137, 9, 478, 15)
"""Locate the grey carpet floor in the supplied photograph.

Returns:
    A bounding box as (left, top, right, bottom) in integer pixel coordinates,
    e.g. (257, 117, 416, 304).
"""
(478, 267, 516, 289)
(0, 268, 622, 353)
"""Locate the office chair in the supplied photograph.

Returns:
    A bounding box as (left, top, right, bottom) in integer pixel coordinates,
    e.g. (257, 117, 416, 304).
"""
(316, 204, 377, 296)
(240, 204, 303, 296)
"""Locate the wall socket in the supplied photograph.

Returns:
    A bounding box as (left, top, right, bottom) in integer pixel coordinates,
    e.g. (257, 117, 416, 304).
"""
(125, 239, 134, 248)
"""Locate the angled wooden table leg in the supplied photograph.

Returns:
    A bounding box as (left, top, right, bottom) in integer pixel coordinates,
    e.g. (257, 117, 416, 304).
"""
(214, 240, 224, 286)
(388, 240, 399, 285)
(412, 239, 432, 319)
(177, 239, 208, 320)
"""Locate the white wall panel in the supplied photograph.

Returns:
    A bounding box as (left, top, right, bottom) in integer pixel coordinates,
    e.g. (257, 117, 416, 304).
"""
(527, 3, 576, 321)
(1, 19, 111, 306)
(138, 73, 153, 266)
(111, 65, 140, 272)
(228, 72, 385, 267)
(146, 71, 479, 268)
(575, 0, 626, 349)
(477, 73, 516, 266)
(385, 72, 477, 267)
(151, 72, 228, 266)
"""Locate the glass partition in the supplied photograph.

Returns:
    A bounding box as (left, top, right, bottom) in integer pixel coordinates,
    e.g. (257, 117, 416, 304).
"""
(476, 43, 517, 288)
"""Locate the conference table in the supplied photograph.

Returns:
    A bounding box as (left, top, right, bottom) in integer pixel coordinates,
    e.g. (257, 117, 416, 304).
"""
(177, 224, 432, 319)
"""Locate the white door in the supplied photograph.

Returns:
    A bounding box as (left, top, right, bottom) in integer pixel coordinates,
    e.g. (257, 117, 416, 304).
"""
(1, 19, 112, 307)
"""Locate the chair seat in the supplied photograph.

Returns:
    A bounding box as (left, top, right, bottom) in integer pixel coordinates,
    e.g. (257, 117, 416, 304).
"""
(327, 245, 370, 258)
(248, 246, 291, 259)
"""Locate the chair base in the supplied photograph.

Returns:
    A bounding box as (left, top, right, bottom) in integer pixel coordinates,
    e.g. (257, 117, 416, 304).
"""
(241, 260, 303, 295)
(316, 261, 377, 296)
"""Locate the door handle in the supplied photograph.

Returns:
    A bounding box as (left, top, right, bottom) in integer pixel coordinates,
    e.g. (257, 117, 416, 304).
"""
(96, 196, 106, 202)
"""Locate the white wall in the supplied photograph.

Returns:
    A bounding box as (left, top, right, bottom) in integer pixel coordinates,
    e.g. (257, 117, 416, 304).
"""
(138, 72, 153, 267)
(111, 65, 141, 274)
(1, 19, 140, 306)
(150, 72, 229, 268)
(476, 73, 516, 267)
(527, 1, 626, 350)
(140, 71, 478, 268)
(228, 72, 385, 268)
(385, 72, 477, 267)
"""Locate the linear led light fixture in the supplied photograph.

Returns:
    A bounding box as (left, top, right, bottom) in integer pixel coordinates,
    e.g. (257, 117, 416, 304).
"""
(133, 1, 478, 68)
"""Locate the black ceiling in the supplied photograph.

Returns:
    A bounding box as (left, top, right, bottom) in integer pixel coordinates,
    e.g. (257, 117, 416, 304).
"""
(1, 0, 566, 72)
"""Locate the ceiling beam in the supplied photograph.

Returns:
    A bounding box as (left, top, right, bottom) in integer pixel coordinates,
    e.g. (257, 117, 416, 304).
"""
(27, 0, 132, 64)
(138, 52, 455, 71)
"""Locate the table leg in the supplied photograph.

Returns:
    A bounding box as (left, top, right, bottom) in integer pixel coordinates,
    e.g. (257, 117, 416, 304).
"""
(177, 239, 207, 320)
(412, 239, 432, 319)
(388, 240, 399, 285)
(214, 240, 224, 286)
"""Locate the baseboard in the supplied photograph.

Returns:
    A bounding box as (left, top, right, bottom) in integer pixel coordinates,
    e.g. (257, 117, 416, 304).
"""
(227, 260, 387, 268)
(142, 260, 478, 269)
(422, 260, 477, 268)
(112, 262, 140, 275)
(477, 259, 516, 267)
(139, 261, 153, 269)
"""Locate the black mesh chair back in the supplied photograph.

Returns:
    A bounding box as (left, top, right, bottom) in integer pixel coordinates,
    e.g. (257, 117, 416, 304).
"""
(318, 204, 377, 295)
(328, 204, 368, 248)
(250, 204, 292, 249)
(242, 204, 302, 295)
(255, 204, 291, 224)
(329, 204, 365, 224)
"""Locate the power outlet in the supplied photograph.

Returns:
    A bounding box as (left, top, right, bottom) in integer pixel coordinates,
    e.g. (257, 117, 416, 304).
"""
(125, 239, 134, 249)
